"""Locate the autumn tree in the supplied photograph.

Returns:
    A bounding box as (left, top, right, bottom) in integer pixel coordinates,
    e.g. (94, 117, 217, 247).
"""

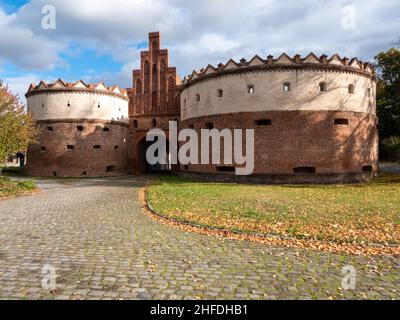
(0, 81, 38, 172)
(375, 48, 400, 138)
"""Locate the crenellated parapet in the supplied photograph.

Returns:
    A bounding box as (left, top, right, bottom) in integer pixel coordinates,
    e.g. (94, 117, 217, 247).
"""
(26, 79, 129, 100)
(182, 53, 375, 87)
(25, 79, 129, 124)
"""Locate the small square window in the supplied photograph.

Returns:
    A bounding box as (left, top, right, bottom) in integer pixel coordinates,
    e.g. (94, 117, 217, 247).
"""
(283, 83, 291, 92)
(106, 165, 116, 173)
(217, 89, 223, 97)
(196, 94, 201, 102)
(319, 82, 327, 92)
(67, 145, 75, 151)
(103, 127, 110, 132)
(248, 85, 255, 94)
(77, 126, 84, 131)
(362, 165, 373, 172)
(348, 84, 355, 94)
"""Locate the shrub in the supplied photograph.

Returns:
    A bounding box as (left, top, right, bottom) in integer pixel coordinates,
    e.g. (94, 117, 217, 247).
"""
(17, 181, 36, 190)
(380, 136, 400, 162)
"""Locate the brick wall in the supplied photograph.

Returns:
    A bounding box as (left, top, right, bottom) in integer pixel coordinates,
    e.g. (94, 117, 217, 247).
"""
(26, 121, 129, 177)
(179, 110, 378, 182)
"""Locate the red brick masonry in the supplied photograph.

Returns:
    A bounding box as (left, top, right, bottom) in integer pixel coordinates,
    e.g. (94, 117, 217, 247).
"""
(26, 120, 129, 177)
(179, 110, 378, 183)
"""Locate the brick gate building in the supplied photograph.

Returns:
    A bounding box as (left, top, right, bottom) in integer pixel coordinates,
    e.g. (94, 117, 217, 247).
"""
(26, 32, 379, 183)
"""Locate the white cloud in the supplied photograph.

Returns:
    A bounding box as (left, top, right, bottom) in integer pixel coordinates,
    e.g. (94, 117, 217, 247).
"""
(2, 74, 53, 101)
(0, 8, 66, 70)
(0, 0, 399, 92)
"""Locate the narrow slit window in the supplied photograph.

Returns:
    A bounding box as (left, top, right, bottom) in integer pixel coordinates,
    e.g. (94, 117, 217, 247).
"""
(196, 94, 201, 102)
(133, 120, 138, 128)
(255, 119, 272, 126)
(294, 167, 316, 174)
(334, 118, 349, 125)
(152, 119, 157, 128)
(348, 84, 355, 94)
(217, 89, 223, 97)
(217, 166, 235, 173)
(248, 85, 255, 94)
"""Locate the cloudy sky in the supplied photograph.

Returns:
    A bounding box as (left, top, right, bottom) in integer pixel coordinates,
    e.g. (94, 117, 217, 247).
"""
(0, 0, 399, 98)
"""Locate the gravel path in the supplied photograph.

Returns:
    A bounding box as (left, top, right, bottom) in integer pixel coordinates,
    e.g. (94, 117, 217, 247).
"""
(0, 177, 399, 300)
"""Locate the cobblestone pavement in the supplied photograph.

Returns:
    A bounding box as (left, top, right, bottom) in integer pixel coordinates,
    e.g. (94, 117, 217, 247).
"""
(380, 162, 400, 174)
(0, 176, 399, 300)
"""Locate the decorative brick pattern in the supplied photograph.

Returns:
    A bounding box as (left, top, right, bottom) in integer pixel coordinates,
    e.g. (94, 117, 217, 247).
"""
(128, 32, 181, 174)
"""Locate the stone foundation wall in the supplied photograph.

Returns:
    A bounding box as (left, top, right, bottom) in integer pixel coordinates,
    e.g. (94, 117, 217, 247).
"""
(26, 120, 129, 177)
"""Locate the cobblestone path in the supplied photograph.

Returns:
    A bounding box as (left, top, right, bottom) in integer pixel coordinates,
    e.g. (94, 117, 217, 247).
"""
(0, 177, 399, 300)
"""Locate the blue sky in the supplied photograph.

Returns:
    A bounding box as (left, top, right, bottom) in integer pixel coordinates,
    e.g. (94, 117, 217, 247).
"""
(0, 0, 399, 99)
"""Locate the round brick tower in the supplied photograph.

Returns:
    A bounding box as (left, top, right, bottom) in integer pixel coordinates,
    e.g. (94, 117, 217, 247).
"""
(180, 53, 379, 183)
(25, 79, 129, 177)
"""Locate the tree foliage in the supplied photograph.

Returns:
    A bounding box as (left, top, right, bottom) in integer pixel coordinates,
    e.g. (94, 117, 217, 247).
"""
(0, 81, 38, 167)
(375, 48, 400, 138)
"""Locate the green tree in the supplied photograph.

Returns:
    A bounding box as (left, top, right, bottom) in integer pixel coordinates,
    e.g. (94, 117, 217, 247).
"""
(0, 81, 38, 172)
(375, 48, 400, 138)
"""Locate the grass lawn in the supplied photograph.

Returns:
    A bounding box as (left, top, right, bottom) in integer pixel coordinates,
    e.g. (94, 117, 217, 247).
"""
(147, 174, 400, 245)
(0, 176, 36, 198)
